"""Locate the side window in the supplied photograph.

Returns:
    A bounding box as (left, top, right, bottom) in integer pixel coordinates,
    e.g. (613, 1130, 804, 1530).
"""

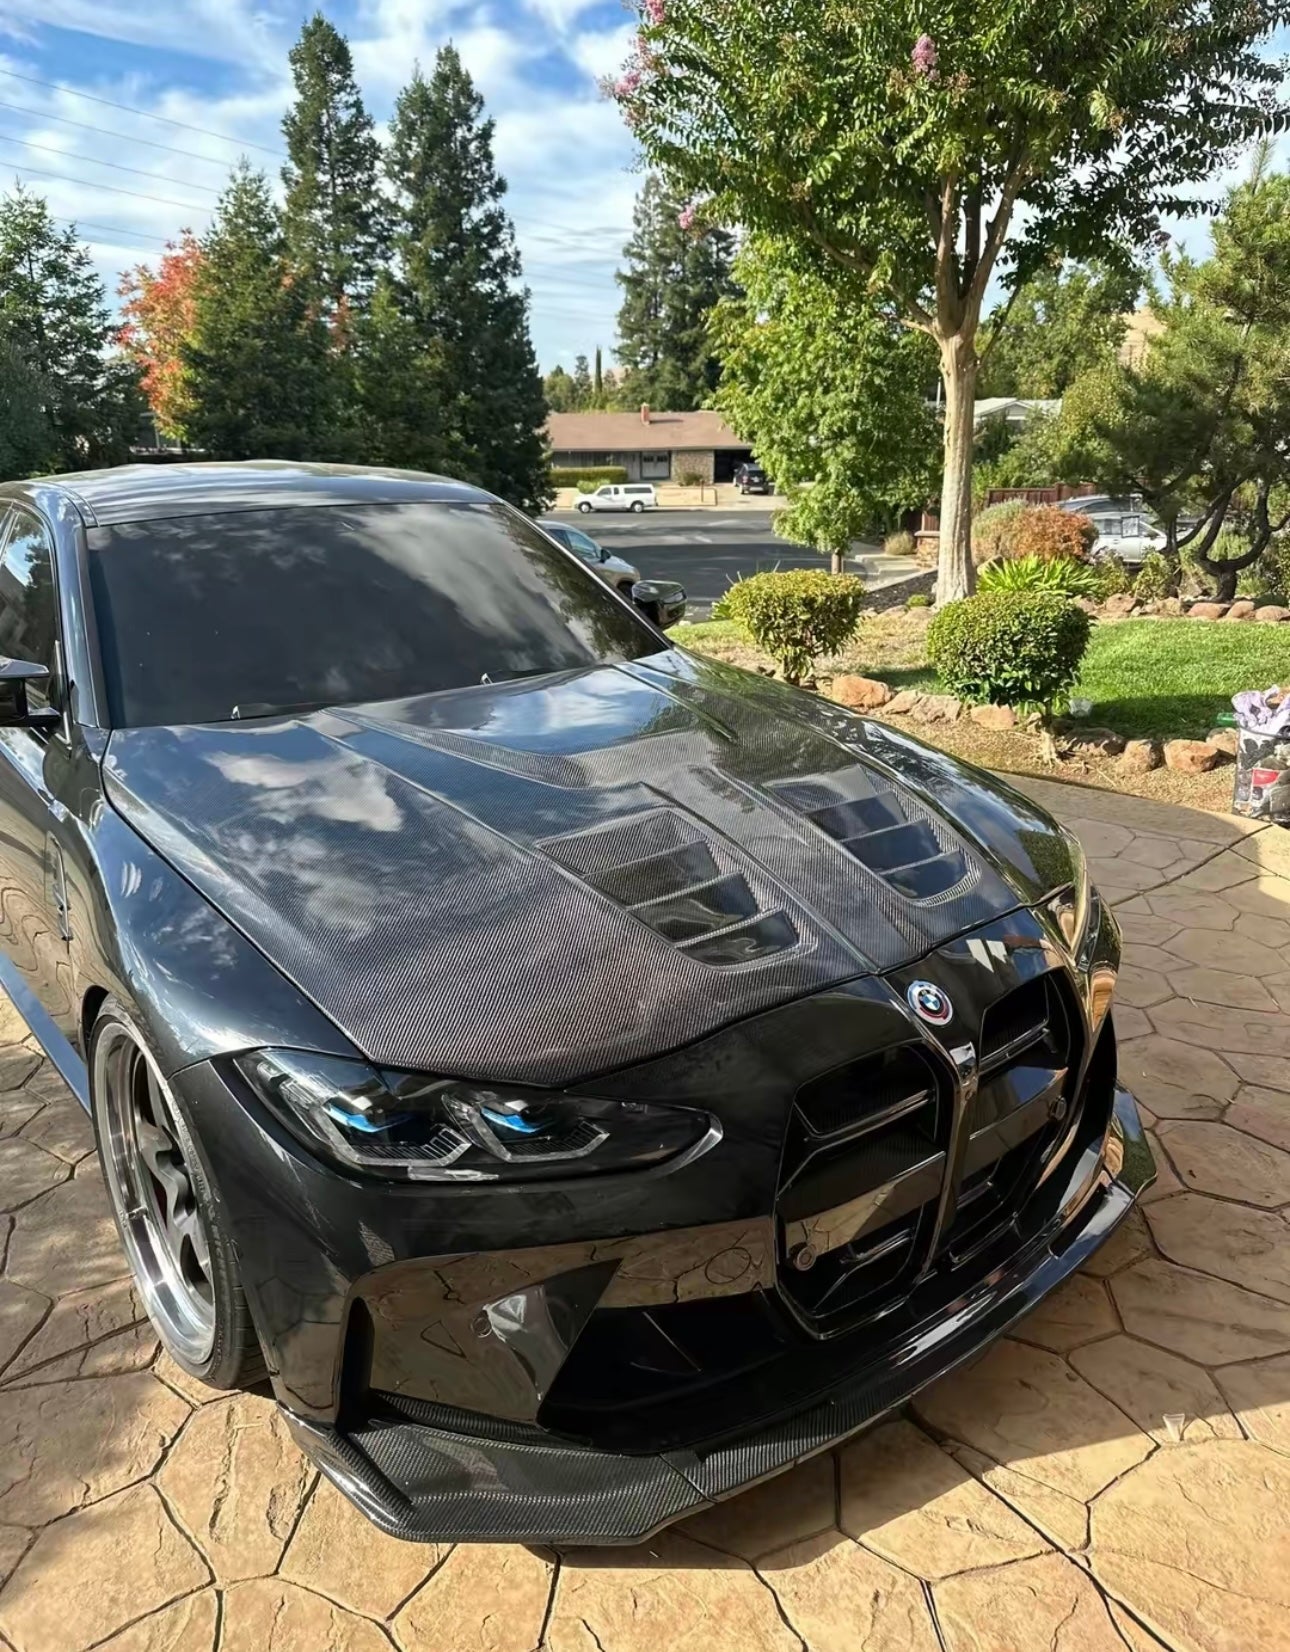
(0, 508, 58, 714)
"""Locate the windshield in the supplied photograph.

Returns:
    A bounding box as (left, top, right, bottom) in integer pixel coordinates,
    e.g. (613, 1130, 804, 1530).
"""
(87, 500, 659, 728)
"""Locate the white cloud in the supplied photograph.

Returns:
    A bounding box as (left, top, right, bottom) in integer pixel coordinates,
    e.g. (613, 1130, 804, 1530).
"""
(568, 20, 636, 84)
(0, 0, 282, 67)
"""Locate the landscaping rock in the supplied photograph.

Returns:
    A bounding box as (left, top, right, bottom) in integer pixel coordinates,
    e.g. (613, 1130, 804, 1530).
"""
(912, 694, 963, 724)
(1074, 596, 1099, 615)
(829, 675, 893, 710)
(1164, 738, 1223, 773)
(1063, 727, 1126, 757)
(969, 704, 1017, 731)
(1118, 739, 1163, 774)
(1157, 596, 1184, 616)
(1255, 604, 1290, 622)
(1222, 600, 1257, 621)
(1206, 727, 1240, 757)
(886, 690, 923, 715)
(1100, 593, 1141, 619)
(1188, 601, 1229, 620)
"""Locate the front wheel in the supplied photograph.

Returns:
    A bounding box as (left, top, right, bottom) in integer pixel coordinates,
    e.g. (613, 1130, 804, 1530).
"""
(631, 500, 645, 513)
(577, 500, 593, 513)
(90, 999, 263, 1388)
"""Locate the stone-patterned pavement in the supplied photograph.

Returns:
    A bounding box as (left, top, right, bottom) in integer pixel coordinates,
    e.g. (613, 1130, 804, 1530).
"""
(0, 779, 1288, 1651)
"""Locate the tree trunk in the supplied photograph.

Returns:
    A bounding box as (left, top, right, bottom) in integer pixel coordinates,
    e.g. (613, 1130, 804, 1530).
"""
(937, 334, 977, 604)
(830, 548, 846, 575)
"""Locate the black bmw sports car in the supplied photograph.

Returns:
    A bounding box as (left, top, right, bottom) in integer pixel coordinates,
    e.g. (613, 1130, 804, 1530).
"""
(0, 463, 1152, 1543)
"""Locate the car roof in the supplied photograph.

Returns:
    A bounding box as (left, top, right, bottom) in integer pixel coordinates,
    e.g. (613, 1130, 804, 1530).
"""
(0, 460, 492, 528)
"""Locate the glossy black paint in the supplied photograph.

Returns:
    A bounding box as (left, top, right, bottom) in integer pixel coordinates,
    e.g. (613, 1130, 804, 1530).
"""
(0, 462, 1151, 1544)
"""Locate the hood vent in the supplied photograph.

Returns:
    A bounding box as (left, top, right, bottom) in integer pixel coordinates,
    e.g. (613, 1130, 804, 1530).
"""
(541, 809, 799, 967)
(772, 770, 977, 904)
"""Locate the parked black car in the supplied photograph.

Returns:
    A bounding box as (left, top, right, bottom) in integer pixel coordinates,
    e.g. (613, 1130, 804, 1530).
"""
(735, 462, 772, 494)
(0, 462, 1151, 1544)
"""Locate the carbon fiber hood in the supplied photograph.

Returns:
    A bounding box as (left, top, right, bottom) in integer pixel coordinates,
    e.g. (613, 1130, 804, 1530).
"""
(103, 649, 1075, 1084)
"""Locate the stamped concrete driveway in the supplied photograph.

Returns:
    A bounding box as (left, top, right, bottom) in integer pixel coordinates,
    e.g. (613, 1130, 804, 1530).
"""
(0, 779, 1288, 1652)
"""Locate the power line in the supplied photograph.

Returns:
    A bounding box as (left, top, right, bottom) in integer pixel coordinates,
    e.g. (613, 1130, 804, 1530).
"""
(0, 131, 225, 196)
(51, 214, 170, 249)
(0, 98, 236, 168)
(0, 68, 284, 158)
(1, 160, 211, 214)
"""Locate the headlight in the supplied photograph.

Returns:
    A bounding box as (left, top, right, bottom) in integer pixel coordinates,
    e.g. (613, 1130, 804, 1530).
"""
(235, 1049, 718, 1183)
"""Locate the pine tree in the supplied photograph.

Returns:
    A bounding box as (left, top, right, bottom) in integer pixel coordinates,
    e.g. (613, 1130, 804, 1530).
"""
(593, 345, 604, 404)
(182, 163, 336, 459)
(615, 174, 736, 411)
(281, 12, 385, 328)
(0, 186, 140, 468)
(383, 47, 549, 509)
(0, 336, 56, 480)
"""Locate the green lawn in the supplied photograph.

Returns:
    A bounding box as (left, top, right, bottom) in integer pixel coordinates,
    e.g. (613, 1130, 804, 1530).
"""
(672, 615, 1290, 741)
(1074, 620, 1290, 739)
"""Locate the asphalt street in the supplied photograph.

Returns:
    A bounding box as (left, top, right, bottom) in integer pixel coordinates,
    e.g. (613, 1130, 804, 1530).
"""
(548, 509, 921, 614)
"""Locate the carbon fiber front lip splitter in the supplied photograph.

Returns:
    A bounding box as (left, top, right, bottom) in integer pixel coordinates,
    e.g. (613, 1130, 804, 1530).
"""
(284, 1087, 1152, 1545)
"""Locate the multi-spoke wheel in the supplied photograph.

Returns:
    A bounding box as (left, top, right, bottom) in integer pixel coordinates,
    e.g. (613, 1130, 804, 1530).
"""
(90, 1000, 262, 1387)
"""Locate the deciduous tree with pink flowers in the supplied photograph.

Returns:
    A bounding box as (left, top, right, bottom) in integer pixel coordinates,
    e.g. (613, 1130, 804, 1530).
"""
(611, 0, 1290, 602)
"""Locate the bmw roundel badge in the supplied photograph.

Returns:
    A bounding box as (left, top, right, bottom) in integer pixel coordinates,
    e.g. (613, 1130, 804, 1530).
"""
(907, 981, 953, 1026)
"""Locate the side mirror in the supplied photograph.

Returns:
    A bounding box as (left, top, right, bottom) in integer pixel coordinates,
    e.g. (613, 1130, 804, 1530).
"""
(632, 579, 687, 630)
(0, 658, 56, 730)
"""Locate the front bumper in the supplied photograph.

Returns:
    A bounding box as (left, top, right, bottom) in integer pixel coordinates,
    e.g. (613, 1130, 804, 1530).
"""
(178, 899, 1147, 1544)
(285, 1086, 1151, 1543)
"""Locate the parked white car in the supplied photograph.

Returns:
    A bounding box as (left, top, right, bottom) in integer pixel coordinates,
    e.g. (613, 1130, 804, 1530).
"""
(1090, 515, 1167, 566)
(576, 483, 658, 514)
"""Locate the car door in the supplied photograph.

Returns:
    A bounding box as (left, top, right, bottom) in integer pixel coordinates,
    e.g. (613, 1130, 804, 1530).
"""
(0, 504, 76, 1033)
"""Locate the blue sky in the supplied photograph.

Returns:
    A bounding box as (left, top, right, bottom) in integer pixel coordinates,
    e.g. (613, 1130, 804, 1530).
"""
(0, 0, 640, 369)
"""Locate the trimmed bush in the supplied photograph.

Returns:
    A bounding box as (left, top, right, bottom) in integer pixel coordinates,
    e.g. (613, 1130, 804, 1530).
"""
(885, 529, 917, 557)
(927, 590, 1092, 711)
(722, 568, 866, 684)
(1011, 506, 1097, 563)
(550, 466, 629, 490)
(676, 468, 705, 487)
(906, 592, 932, 608)
(971, 501, 1027, 565)
(977, 553, 1100, 599)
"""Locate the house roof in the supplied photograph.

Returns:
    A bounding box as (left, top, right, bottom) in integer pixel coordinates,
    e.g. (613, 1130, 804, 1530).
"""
(973, 397, 1061, 423)
(546, 409, 745, 452)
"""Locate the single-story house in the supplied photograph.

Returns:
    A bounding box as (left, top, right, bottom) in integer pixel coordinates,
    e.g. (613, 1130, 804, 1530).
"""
(973, 396, 1061, 428)
(546, 406, 753, 484)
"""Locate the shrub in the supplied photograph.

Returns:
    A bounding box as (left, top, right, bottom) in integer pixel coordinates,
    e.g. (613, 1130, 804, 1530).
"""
(722, 568, 866, 684)
(1011, 506, 1097, 563)
(1089, 554, 1132, 600)
(927, 591, 1092, 712)
(977, 554, 1100, 599)
(550, 466, 629, 490)
(676, 468, 705, 487)
(971, 501, 1027, 565)
(885, 529, 917, 557)
(1239, 535, 1290, 604)
(1132, 549, 1174, 601)
(906, 592, 932, 608)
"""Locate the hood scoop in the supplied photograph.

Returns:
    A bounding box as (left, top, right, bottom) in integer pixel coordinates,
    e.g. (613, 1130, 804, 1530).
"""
(772, 769, 977, 905)
(541, 809, 799, 967)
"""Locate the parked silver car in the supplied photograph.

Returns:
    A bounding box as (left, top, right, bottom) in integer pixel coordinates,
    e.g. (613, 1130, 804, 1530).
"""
(539, 519, 642, 594)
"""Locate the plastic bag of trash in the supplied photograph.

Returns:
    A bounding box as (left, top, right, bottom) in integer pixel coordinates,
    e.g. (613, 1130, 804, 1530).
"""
(1231, 687, 1290, 823)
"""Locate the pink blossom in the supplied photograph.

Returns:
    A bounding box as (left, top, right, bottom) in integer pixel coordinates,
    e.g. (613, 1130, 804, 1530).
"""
(643, 0, 665, 23)
(678, 201, 697, 231)
(614, 64, 643, 98)
(912, 33, 938, 76)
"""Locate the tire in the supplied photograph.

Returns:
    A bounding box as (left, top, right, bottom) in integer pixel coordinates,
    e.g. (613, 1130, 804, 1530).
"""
(631, 500, 645, 513)
(577, 500, 592, 513)
(89, 998, 264, 1389)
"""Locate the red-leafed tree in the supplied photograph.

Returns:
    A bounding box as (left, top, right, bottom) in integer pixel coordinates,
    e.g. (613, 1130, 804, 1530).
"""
(118, 230, 203, 441)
